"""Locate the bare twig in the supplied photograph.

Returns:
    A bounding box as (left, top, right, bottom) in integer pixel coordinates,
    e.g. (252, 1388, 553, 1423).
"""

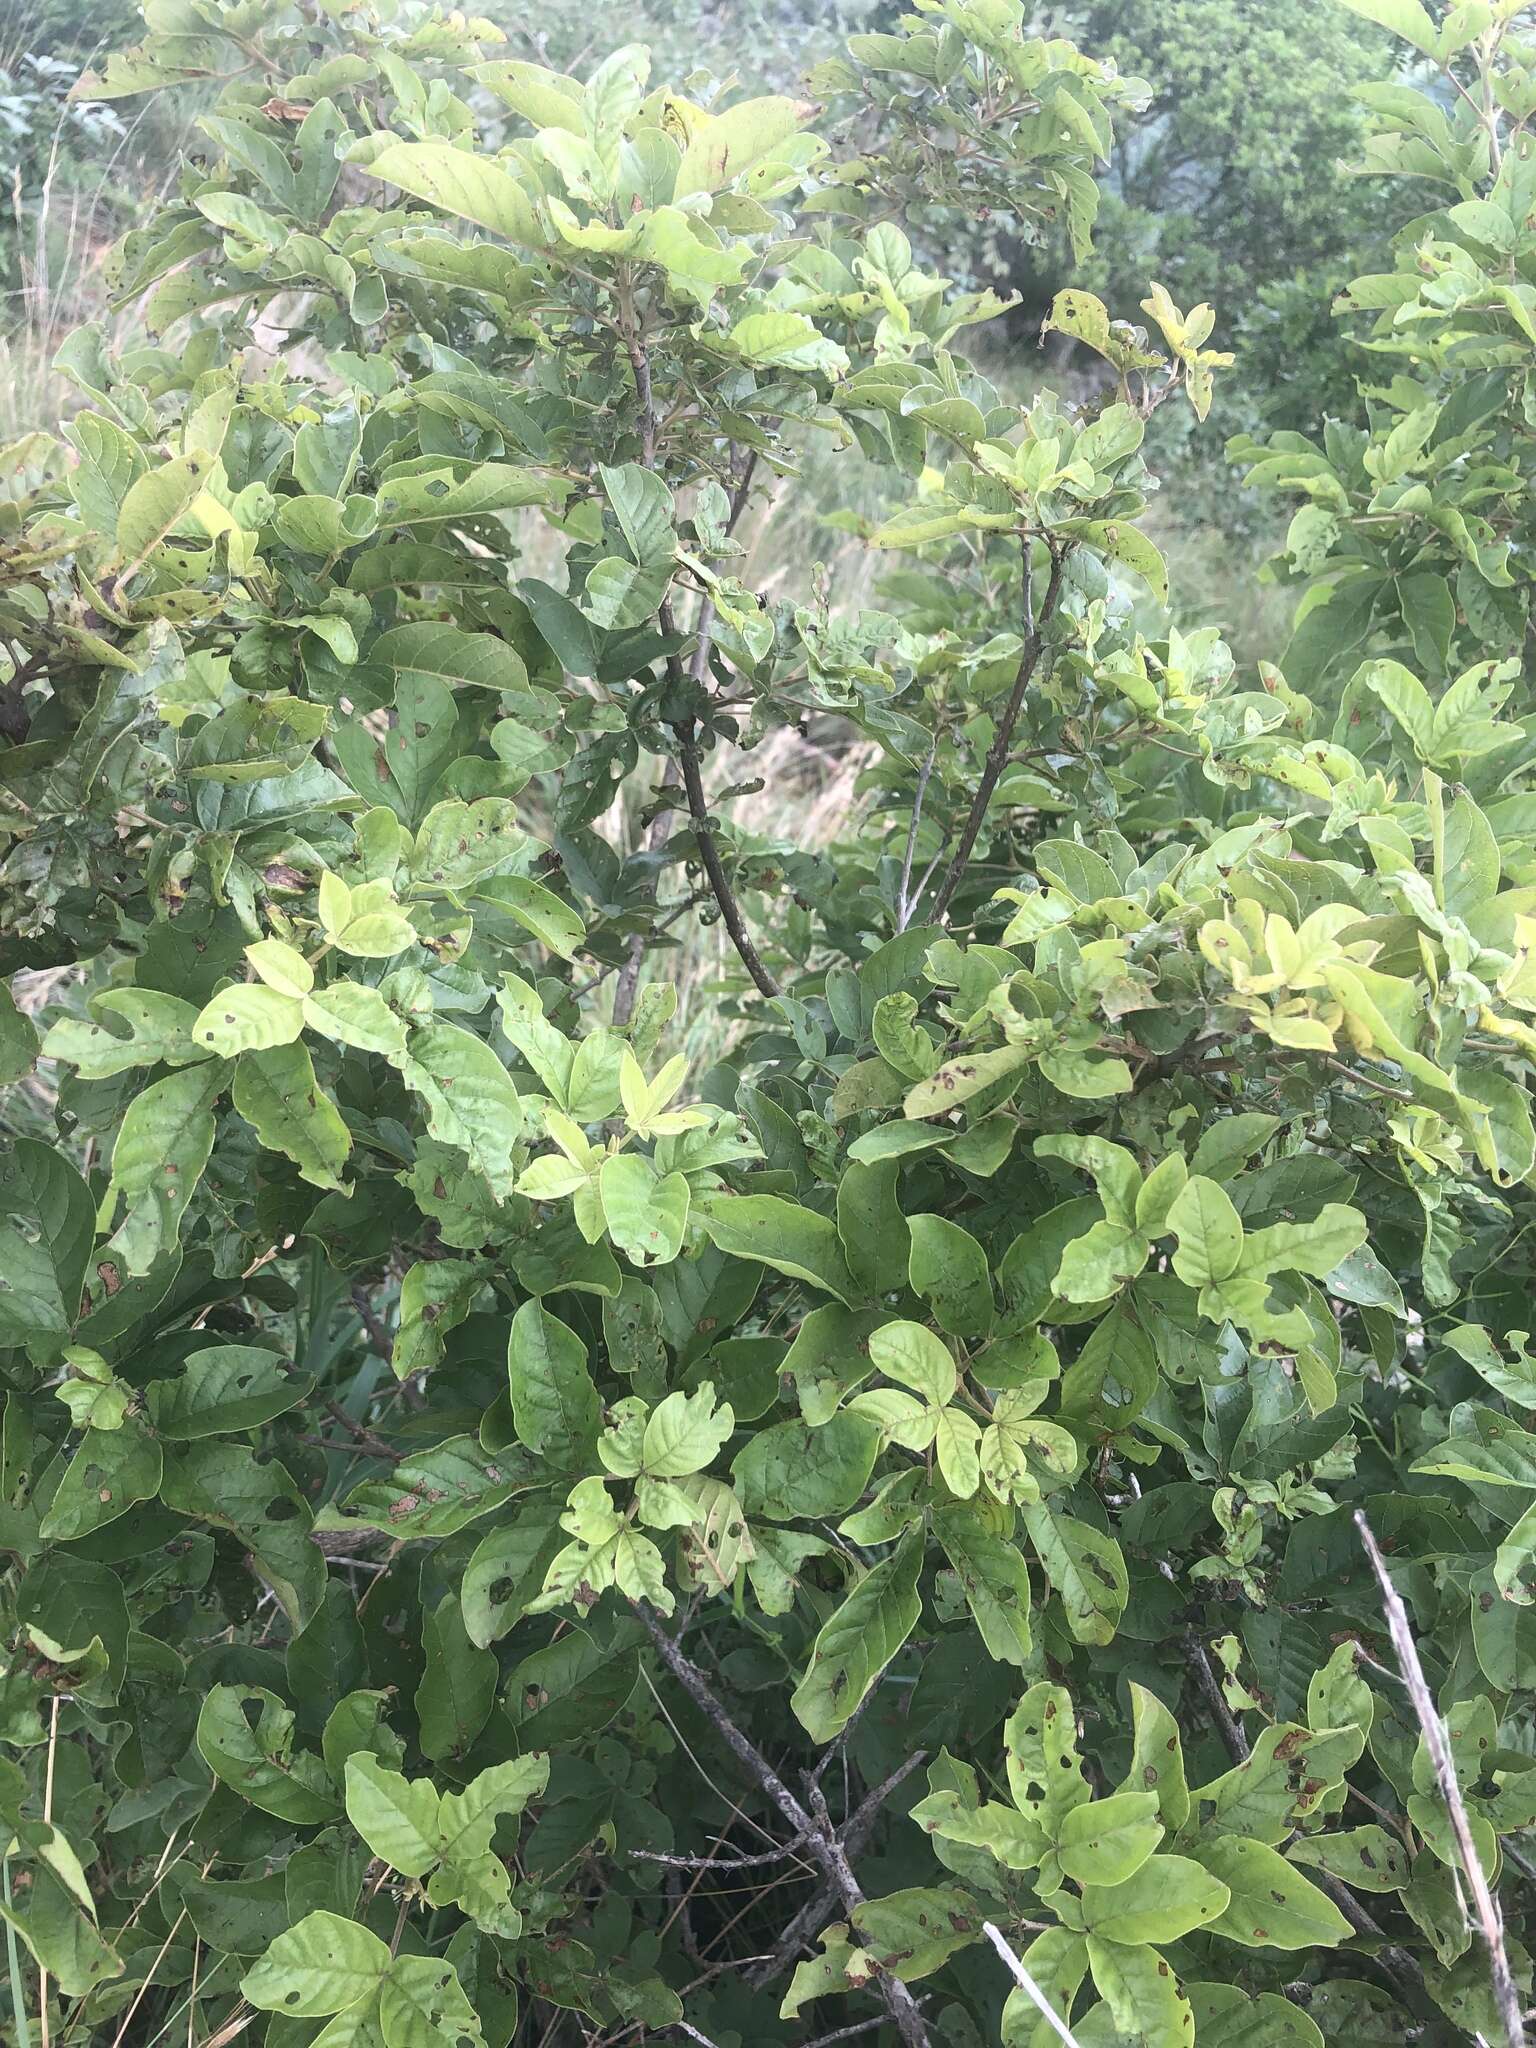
(745, 1754, 927, 1990)
(895, 741, 936, 933)
(1181, 1629, 1249, 1762)
(981, 1923, 1082, 2048)
(107, 1911, 188, 2048)
(633, 1605, 929, 2048)
(672, 727, 781, 1000)
(802, 2023, 891, 2048)
(628, 1836, 809, 1872)
(321, 1400, 403, 1465)
(38, 1694, 58, 2048)
(929, 542, 1067, 926)
(349, 1283, 393, 1361)
(1355, 1512, 1526, 2048)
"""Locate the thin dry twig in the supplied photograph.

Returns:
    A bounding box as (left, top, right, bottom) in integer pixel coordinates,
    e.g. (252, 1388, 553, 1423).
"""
(929, 541, 1066, 926)
(107, 1910, 188, 2048)
(1355, 1511, 1526, 2048)
(802, 2022, 891, 2048)
(633, 1604, 930, 2048)
(981, 1922, 1083, 2048)
(628, 1836, 810, 1872)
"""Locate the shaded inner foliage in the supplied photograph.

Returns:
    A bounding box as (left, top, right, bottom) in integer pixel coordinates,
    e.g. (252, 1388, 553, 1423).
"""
(1, 2, 1536, 2046)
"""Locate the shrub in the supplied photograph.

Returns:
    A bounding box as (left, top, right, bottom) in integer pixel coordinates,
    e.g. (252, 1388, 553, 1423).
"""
(0, 3, 1534, 2047)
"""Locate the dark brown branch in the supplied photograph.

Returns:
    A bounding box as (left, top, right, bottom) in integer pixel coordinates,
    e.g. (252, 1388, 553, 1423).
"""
(928, 541, 1067, 926)
(350, 1282, 393, 1362)
(632, 1604, 929, 2048)
(0, 652, 45, 744)
(322, 1398, 403, 1465)
(747, 1755, 927, 1990)
(672, 725, 781, 1000)
(1356, 1512, 1526, 2048)
(627, 340, 657, 467)
(1181, 1628, 1250, 1762)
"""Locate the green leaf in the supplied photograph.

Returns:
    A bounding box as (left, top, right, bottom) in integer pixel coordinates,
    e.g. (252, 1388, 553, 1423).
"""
(379, 1955, 486, 2048)
(1337, 0, 1440, 56)
(0, 1865, 120, 1999)
(933, 1504, 1034, 1667)
(196, 1685, 339, 1824)
(233, 1039, 351, 1190)
(907, 1213, 994, 1337)
(38, 1416, 162, 1541)
(1195, 1836, 1354, 1948)
(508, 1299, 601, 1465)
(1020, 1500, 1127, 1646)
(192, 985, 304, 1058)
(598, 1153, 690, 1265)
(1006, 1682, 1091, 1830)
(673, 95, 815, 196)
(332, 1437, 530, 1538)
(734, 1413, 879, 1520)
(847, 1884, 980, 1980)
(1190, 1721, 1365, 1843)
(641, 1384, 734, 1478)
(1080, 1851, 1230, 1943)
(40, 989, 204, 1078)
(461, 1504, 566, 1646)
(364, 142, 549, 248)
(1124, 1682, 1190, 1831)
(115, 452, 214, 569)
(1055, 1791, 1162, 1885)
(869, 1319, 955, 1406)
(303, 982, 409, 1057)
(416, 1592, 496, 1761)
(1287, 1826, 1409, 1893)
(1167, 1174, 1243, 1288)
(696, 1195, 858, 1303)
(162, 1441, 325, 1627)
(791, 1525, 923, 1742)
(346, 1753, 442, 1875)
(1000, 1930, 1089, 2047)
(399, 1021, 526, 1200)
(102, 1060, 226, 1275)
(1085, 1936, 1194, 2042)
(241, 1910, 391, 2016)
(147, 1343, 313, 1438)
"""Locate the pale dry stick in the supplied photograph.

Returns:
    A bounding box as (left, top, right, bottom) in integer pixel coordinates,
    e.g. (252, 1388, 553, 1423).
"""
(195, 2005, 254, 2048)
(1355, 1510, 1527, 2048)
(747, 1750, 930, 1988)
(190, 1237, 294, 1329)
(981, 1922, 1083, 2048)
(37, 1694, 59, 2048)
(630, 1836, 812, 1873)
(53, 1832, 192, 2048)
(106, 1909, 188, 2048)
(802, 2022, 889, 2048)
(895, 741, 937, 933)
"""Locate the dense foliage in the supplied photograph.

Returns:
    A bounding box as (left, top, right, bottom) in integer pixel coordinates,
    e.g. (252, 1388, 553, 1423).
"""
(2, 2, 1536, 2046)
